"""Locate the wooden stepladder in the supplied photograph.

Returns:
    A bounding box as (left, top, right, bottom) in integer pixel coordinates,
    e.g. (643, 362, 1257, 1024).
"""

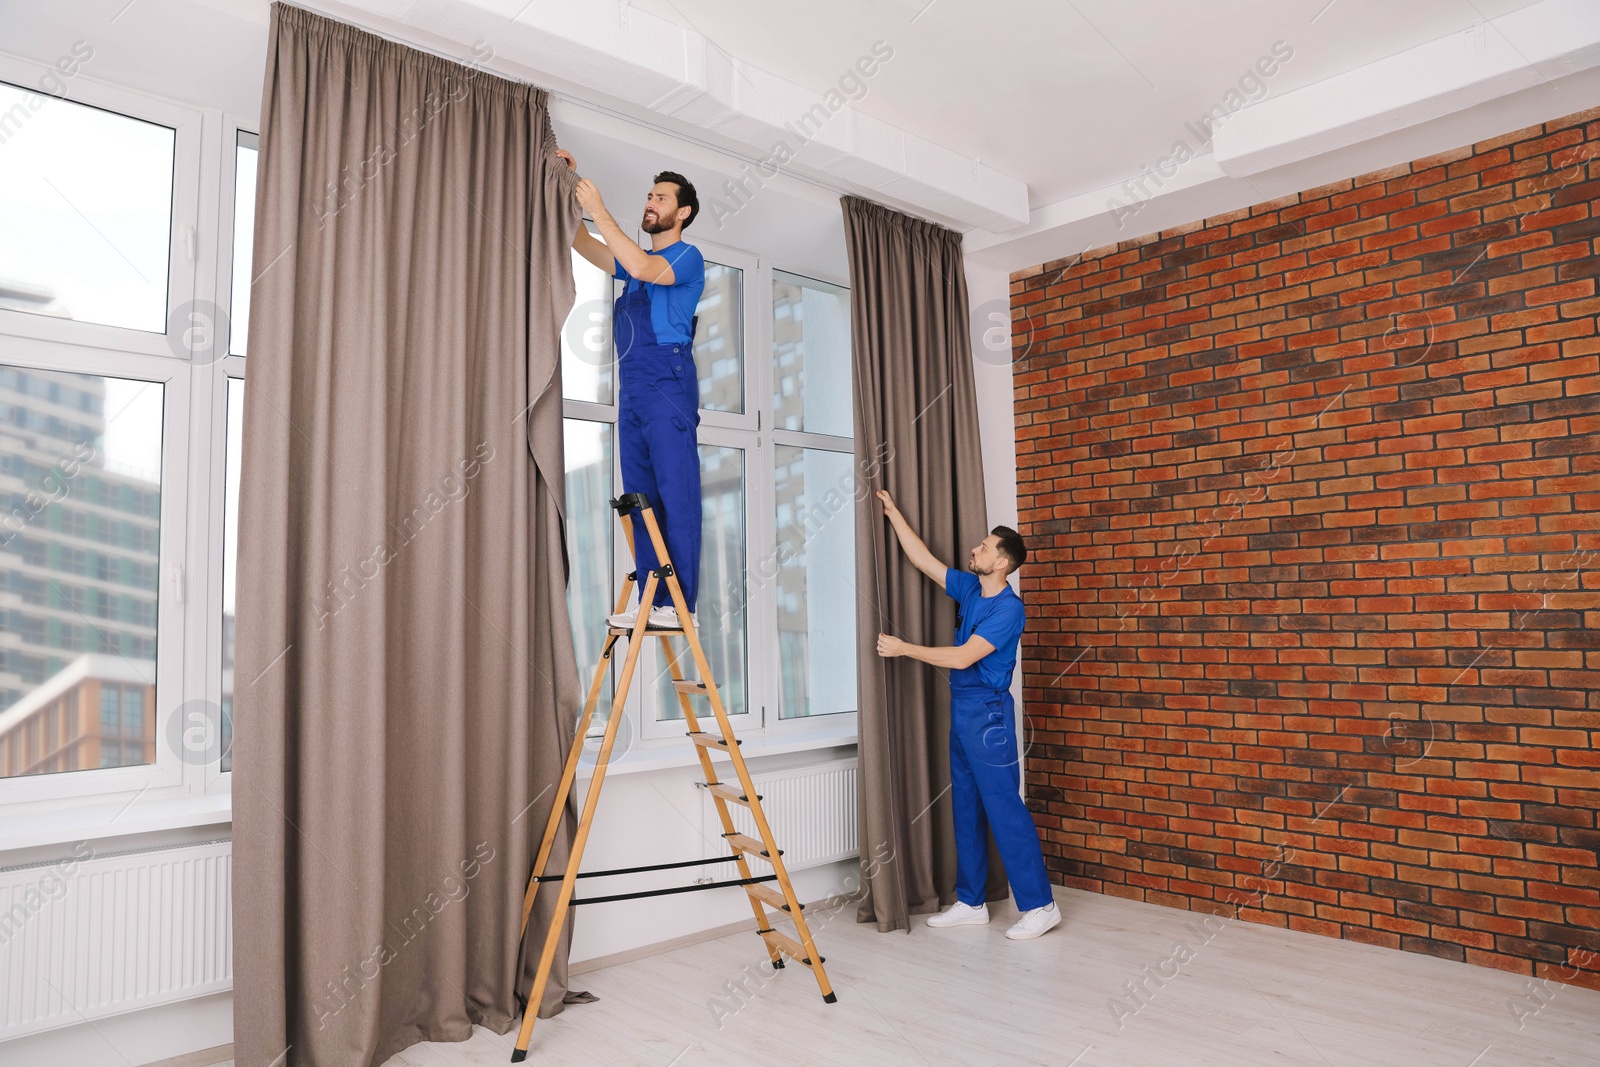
(509, 493, 835, 1061)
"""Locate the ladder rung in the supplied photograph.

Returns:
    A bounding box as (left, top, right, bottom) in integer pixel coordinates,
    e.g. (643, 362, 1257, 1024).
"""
(725, 832, 777, 859)
(608, 625, 684, 636)
(688, 731, 738, 750)
(746, 882, 800, 912)
(760, 929, 822, 967)
(704, 782, 757, 807)
(671, 680, 708, 694)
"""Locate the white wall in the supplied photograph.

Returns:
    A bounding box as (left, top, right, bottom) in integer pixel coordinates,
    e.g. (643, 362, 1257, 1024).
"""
(962, 257, 1026, 744)
(568, 750, 859, 966)
(0, 2, 864, 1059)
(964, 258, 1018, 534)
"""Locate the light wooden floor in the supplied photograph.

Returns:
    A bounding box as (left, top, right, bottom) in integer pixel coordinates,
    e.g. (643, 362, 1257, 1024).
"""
(212, 886, 1600, 1066)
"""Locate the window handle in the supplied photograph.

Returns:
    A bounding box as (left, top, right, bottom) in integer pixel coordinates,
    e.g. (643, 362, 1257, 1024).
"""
(169, 562, 185, 604)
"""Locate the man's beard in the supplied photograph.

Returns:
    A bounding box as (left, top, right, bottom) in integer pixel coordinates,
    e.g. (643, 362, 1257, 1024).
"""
(641, 212, 674, 234)
(967, 558, 993, 576)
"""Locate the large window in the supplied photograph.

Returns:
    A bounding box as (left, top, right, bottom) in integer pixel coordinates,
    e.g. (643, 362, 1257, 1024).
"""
(559, 235, 855, 751)
(770, 272, 854, 719)
(0, 47, 854, 830)
(0, 58, 235, 824)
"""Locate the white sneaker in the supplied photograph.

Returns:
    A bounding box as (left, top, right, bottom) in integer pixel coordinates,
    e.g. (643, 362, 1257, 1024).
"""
(647, 605, 696, 630)
(926, 901, 989, 928)
(606, 606, 640, 629)
(1005, 902, 1062, 940)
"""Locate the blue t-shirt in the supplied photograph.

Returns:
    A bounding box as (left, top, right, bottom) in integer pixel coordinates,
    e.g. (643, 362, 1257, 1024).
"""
(614, 242, 705, 347)
(945, 568, 1025, 692)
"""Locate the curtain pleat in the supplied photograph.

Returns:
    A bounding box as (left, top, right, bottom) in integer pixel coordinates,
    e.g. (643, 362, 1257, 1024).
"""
(232, 6, 582, 1064)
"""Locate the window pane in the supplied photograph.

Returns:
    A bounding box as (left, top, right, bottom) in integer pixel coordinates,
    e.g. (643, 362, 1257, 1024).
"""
(220, 378, 243, 771)
(774, 446, 857, 718)
(561, 236, 615, 405)
(564, 419, 614, 726)
(657, 443, 746, 720)
(772, 271, 851, 437)
(100, 685, 119, 734)
(0, 367, 161, 776)
(123, 685, 143, 733)
(694, 263, 743, 414)
(0, 84, 175, 332)
(229, 133, 258, 356)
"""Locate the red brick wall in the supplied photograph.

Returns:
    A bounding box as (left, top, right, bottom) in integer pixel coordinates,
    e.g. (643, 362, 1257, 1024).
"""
(1010, 106, 1600, 989)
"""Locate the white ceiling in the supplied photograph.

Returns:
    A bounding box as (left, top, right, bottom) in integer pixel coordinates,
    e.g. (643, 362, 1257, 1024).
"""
(624, 0, 1544, 207)
(0, 0, 270, 118)
(3, 0, 1596, 274)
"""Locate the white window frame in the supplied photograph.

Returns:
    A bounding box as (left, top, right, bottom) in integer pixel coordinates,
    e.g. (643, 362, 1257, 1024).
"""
(198, 116, 257, 797)
(690, 242, 759, 434)
(562, 235, 860, 763)
(0, 338, 190, 807)
(0, 64, 245, 846)
(756, 262, 857, 735)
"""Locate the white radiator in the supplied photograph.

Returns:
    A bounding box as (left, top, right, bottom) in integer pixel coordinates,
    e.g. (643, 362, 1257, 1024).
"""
(702, 758, 858, 873)
(0, 838, 233, 1039)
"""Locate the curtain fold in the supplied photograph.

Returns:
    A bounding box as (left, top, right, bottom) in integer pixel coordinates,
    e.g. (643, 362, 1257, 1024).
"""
(842, 196, 1003, 932)
(233, 6, 583, 1065)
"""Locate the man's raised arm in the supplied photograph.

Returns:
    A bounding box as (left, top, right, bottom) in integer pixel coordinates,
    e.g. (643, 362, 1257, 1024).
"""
(569, 226, 613, 274)
(876, 490, 949, 592)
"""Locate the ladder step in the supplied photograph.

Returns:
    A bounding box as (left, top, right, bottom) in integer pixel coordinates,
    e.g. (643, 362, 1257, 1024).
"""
(688, 731, 738, 750)
(671, 680, 708, 694)
(746, 882, 800, 912)
(704, 782, 757, 807)
(725, 832, 778, 859)
(608, 625, 684, 636)
(760, 929, 823, 967)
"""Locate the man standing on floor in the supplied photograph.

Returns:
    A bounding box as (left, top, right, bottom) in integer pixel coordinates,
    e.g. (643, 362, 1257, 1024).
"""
(873, 489, 1060, 939)
(558, 150, 706, 629)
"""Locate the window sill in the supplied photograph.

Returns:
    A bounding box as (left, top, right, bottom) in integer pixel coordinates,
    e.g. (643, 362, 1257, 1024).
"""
(576, 720, 858, 778)
(0, 725, 859, 854)
(0, 791, 233, 856)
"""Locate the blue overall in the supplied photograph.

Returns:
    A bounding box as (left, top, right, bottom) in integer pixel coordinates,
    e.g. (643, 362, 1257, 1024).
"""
(944, 568, 1053, 912)
(615, 252, 702, 611)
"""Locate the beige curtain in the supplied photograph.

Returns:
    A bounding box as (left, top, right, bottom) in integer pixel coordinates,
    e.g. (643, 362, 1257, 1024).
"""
(232, 6, 583, 1065)
(842, 197, 1006, 932)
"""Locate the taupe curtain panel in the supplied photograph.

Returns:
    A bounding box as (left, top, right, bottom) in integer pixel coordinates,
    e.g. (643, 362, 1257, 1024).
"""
(842, 196, 1003, 932)
(233, 6, 583, 1065)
